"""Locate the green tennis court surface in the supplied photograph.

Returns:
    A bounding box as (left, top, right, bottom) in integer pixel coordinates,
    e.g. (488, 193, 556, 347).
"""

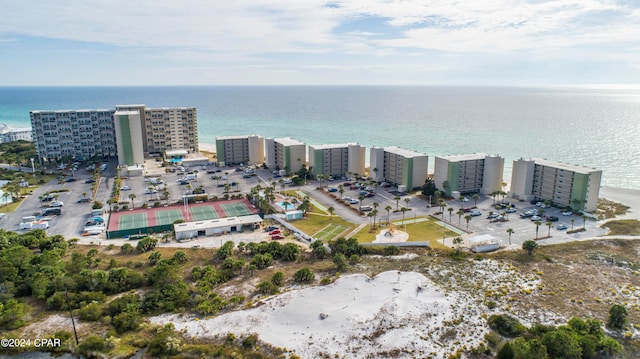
(155, 209, 184, 225)
(313, 223, 347, 242)
(118, 213, 148, 230)
(221, 202, 252, 217)
(190, 206, 218, 221)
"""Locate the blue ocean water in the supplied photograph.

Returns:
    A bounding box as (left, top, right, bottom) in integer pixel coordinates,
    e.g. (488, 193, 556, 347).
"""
(0, 86, 639, 189)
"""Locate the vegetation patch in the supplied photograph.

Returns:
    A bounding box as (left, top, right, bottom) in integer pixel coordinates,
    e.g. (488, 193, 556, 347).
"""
(603, 219, 640, 236)
(597, 198, 630, 219)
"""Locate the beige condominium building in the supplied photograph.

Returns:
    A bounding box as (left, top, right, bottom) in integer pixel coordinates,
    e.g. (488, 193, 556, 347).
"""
(509, 158, 602, 212)
(115, 105, 198, 156)
(31, 109, 117, 162)
(370, 146, 428, 191)
(31, 104, 198, 165)
(265, 137, 306, 174)
(434, 153, 505, 195)
(307, 143, 366, 179)
(215, 135, 265, 166)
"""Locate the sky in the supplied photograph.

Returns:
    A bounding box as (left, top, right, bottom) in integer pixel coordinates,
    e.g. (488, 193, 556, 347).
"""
(1, 0, 639, 86)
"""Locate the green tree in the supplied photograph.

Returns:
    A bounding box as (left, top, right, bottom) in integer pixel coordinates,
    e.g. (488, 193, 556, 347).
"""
(171, 250, 188, 264)
(421, 178, 436, 197)
(257, 280, 278, 295)
(293, 267, 315, 283)
(271, 271, 285, 287)
(542, 327, 583, 359)
(607, 303, 628, 330)
(506, 228, 515, 245)
(148, 251, 162, 265)
(128, 193, 136, 209)
(546, 221, 552, 237)
(522, 240, 538, 256)
(328, 206, 335, 221)
(311, 240, 328, 259)
(452, 237, 463, 254)
(333, 253, 349, 271)
(216, 241, 235, 260)
(385, 205, 392, 225)
(121, 243, 134, 254)
(534, 220, 542, 239)
(464, 214, 472, 230)
(394, 196, 401, 210)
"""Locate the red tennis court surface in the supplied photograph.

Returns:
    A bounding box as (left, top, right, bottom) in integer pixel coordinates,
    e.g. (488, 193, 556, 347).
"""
(107, 199, 258, 232)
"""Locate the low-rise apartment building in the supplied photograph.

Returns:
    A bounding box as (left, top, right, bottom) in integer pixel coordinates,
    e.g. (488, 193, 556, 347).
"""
(434, 153, 505, 195)
(308, 143, 366, 179)
(265, 137, 306, 174)
(215, 135, 265, 166)
(370, 146, 428, 190)
(510, 158, 602, 212)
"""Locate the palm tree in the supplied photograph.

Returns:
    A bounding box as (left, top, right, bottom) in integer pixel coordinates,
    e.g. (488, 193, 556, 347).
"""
(281, 201, 291, 213)
(571, 218, 575, 230)
(385, 205, 392, 225)
(82, 192, 87, 200)
(129, 193, 136, 209)
(464, 215, 472, 230)
(491, 191, 499, 205)
(448, 207, 454, 222)
(372, 209, 378, 228)
(582, 214, 587, 229)
(359, 195, 365, 207)
(458, 195, 465, 208)
(452, 237, 463, 254)
(546, 221, 553, 237)
(506, 228, 514, 245)
(394, 196, 401, 210)
(338, 185, 344, 199)
(278, 179, 285, 194)
(472, 194, 480, 207)
(534, 220, 542, 239)
(439, 200, 446, 220)
(400, 207, 408, 230)
(457, 209, 464, 226)
(328, 206, 335, 220)
(404, 197, 411, 209)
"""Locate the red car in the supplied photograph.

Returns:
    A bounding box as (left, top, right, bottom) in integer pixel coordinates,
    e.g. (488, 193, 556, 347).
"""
(268, 229, 281, 235)
(271, 234, 284, 240)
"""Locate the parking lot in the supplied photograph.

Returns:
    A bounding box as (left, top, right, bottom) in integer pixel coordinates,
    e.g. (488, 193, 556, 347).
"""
(0, 157, 610, 251)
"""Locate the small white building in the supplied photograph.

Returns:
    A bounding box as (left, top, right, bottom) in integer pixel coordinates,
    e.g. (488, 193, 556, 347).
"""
(173, 215, 263, 240)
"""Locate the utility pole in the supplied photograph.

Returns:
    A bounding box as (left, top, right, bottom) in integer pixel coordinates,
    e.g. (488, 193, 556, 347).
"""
(65, 289, 79, 346)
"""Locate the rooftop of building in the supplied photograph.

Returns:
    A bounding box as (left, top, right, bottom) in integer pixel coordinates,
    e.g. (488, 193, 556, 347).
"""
(437, 153, 494, 161)
(521, 158, 601, 174)
(216, 134, 263, 140)
(373, 145, 427, 158)
(273, 137, 305, 146)
(309, 143, 363, 150)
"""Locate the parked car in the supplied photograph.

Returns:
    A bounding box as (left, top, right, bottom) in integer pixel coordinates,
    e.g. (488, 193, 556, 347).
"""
(463, 207, 472, 213)
(268, 229, 281, 235)
(50, 201, 64, 207)
(349, 199, 359, 205)
(360, 205, 373, 212)
(271, 234, 285, 240)
(144, 189, 157, 194)
(77, 198, 91, 203)
(470, 210, 482, 216)
(342, 196, 351, 201)
(487, 213, 499, 219)
(85, 179, 96, 183)
(265, 226, 278, 232)
(557, 224, 568, 230)
(506, 208, 517, 213)
(65, 177, 76, 182)
(531, 215, 542, 221)
(562, 211, 573, 216)
(547, 216, 559, 222)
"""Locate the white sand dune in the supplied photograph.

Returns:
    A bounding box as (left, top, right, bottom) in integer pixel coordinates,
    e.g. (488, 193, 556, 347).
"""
(153, 271, 491, 358)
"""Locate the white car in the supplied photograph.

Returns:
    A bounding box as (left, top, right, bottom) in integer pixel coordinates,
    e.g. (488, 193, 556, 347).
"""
(349, 199, 359, 205)
(562, 211, 573, 216)
(531, 215, 542, 221)
(121, 185, 131, 191)
(342, 196, 351, 201)
(144, 189, 157, 194)
(50, 201, 64, 207)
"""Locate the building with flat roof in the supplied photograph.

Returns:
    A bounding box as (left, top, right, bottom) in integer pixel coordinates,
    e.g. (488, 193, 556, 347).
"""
(509, 158, 602, 212)
(434, 153, 505, 195)
(370, 146, 428, 190)
(116, 105, 198, 156)
(215, 135, 265, 166)
(31, 104, 198, 163)
(0, 125, 32, 143)
(31, 109, 117, 161)
(265, 137, 306, 174)
(308, 143, 365, 179)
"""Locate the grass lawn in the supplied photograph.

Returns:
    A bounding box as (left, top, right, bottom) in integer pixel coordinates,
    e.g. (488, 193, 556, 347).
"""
(351, 217, 458, 249)
(288, 212, 355, 239)
(603, 219, 640, 236)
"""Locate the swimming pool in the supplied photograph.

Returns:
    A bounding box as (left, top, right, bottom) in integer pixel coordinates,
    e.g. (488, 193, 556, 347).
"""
(169, 157, 183, 163)
(278, 202, 296, 211)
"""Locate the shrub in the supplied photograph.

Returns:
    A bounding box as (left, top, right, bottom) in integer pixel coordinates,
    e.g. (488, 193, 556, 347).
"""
(271, 271, 285, 287)
(120, 243, 134, 254)
(383, 246, 400, 256)
(293, 267, 315, 283)
(607, 304, 628, 330)
(79, 335, 106, 354)
(257, 280, 278, 295)
(77, 302, 102, 321)
(148, 251, 162, 265)
(488, 314, 527, 338)
(172, 250, 188, 264)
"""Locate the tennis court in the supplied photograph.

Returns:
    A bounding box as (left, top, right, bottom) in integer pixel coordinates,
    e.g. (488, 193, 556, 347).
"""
(118, 213, 148, 230)
(155, 209, 184, 226)
(313, 223, 348, 242)
(221, 202, 253, 217)
(190, 205, 219, 221)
